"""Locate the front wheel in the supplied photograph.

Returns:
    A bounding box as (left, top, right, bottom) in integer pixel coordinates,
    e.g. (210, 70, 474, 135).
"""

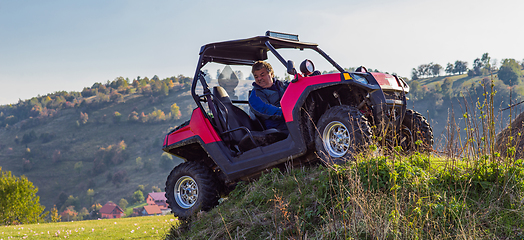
(402, 109, 433, 152)
(165, 161, 220, 220)
(315, 105, 372, 164)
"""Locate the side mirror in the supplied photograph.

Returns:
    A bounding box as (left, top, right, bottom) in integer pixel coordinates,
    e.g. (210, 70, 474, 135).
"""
(286, 60, 296, 75)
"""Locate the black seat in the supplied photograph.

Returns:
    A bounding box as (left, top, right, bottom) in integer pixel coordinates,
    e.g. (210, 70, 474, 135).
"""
(212, 86, 287, 152)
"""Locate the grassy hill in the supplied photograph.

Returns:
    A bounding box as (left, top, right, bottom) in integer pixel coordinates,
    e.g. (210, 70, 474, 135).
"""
(0, 80, 196, 212)
(166, 154, 524, 239)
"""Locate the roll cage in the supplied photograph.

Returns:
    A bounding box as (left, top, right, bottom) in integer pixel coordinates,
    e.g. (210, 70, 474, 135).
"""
(191, 32, 345, 124)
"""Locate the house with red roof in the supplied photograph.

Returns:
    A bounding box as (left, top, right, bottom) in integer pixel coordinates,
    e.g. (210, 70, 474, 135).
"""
(142, 204, 162, 216)
(99, 201, 125, 219)
(146, 192, 170, 215)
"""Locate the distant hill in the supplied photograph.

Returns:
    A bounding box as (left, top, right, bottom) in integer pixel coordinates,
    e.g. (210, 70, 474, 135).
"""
(0, 76, 200, 212)
(406, 70, 524, 149)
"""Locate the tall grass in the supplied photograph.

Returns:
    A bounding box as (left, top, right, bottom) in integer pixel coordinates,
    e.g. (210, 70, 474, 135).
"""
(166, 75, 524, 239)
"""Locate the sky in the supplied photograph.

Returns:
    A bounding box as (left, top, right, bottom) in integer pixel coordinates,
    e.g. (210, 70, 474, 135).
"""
(1, 0, 523, 105)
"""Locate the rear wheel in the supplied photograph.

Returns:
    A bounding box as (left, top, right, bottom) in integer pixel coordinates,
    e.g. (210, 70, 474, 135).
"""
(315, 105, 372, 164)
(165, 161, 220, 220)
(402, 109, 433, 152)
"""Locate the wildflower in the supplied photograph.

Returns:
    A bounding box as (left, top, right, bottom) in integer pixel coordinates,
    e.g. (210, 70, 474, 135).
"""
(130, 230, 134, 233)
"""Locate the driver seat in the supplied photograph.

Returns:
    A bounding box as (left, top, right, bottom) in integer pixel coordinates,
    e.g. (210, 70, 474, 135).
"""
(212, 86, 287, 152)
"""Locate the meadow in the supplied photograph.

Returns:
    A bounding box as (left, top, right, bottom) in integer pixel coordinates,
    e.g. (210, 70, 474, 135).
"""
(0, 215, 176, 239)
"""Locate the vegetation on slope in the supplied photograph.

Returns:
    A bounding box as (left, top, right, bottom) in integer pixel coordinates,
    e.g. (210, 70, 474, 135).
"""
(166, 153, 524, 239)
(0, 75, 195, 216)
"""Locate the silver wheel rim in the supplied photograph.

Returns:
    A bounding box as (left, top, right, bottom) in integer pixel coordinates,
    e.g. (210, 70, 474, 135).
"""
(322, 121, 350, 158)
(174, 176, 198, 209)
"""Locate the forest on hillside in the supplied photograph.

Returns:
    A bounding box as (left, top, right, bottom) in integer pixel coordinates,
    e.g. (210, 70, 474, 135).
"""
(0, 74, 192, 131)
(0, 74, 196, 221)
(407, 53, 524, 148)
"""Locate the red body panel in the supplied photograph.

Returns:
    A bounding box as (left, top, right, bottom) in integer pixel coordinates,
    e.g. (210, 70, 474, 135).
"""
(164, 108, 221, 146)
(280, 73, 341, 122)
(371, 72, 398, 87)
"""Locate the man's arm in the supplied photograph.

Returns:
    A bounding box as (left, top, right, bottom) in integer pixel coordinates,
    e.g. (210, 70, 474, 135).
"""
(249, 90, 283, 120)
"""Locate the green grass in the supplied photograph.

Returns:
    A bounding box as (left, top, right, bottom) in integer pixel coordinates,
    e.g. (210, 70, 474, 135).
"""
(166, 153, 524, 239)
(0, 215, 177, 239)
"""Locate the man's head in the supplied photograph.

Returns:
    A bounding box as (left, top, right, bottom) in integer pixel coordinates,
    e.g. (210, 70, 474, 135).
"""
(252, 61, 274, 88)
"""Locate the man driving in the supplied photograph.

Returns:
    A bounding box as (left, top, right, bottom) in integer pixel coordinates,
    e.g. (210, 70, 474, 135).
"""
(248, 61, 289, 134)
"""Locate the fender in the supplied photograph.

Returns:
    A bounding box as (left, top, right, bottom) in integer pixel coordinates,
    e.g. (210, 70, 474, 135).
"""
(164, 108, 221, 148)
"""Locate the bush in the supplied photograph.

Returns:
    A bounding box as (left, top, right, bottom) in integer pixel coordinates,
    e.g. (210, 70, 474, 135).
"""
(112, 111, 122, 124)
(132, 190, 144, 204)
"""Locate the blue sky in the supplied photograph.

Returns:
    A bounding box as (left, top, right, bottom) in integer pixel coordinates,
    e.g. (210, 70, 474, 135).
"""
(1, 0, 523, 105)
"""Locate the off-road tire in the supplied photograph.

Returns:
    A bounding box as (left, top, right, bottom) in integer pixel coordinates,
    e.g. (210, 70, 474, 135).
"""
(402, 109, 433, 152)
(165, 161, 220, 220)
(315, 105, 372, 164)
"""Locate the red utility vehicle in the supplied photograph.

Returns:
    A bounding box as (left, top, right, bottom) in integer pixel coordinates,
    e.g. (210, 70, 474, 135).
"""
(163, 31, 433, 219)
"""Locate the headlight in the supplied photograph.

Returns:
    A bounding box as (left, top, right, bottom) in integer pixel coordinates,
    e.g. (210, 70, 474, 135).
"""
(353, 74, 368, 84)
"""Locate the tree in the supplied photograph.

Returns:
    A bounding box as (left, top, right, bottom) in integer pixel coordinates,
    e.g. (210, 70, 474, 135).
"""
(0, 167, 46, 225)
(132, 190, 144, 203)
(161, 82, 169, 96)
(60, 206, 77, 222)
(417, 64, 429, 77)
(431, 64, 442, 77)
(469, 58, 483, 76)
(160, 152, 174, 168)
(441, 77, 453, 99)
(498, 58, 522, 86)
(60, 195, 79, 212)
(112, 111, 122, 123)
(128, 111, 139, 122)
(446, 63, 454, 75)
(411, 68, 419, 80)
(78, 207, 89, 221)
(135, 157, 144, 169)
(118, 198, 128, 210)
(87, 189, 95, 205)
(453, 60, 468, 74)
(481, 53, 491, 72)
(50, 205, 61, 222)
(55, 191, 68, 210)
(171, 103, 182, 120)
(409, 80, 422, 100)
(79, 112, 88, 125)
(90, 203, 102, 219)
